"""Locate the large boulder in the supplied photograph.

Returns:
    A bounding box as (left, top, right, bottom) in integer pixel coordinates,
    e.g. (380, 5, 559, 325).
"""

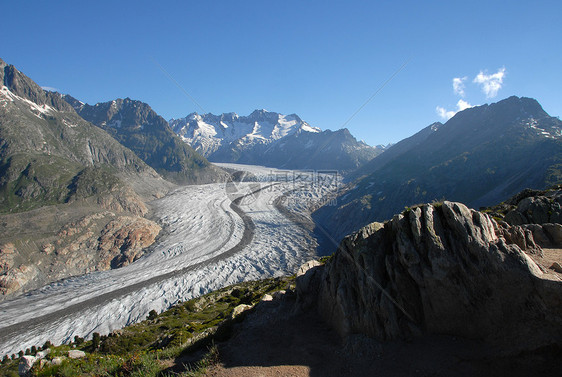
(504, 189, 562, 226)
(306, 202, 561, 352)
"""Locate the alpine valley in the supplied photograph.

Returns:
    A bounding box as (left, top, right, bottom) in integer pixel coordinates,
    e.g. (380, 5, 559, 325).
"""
(0, 57, 560, 377)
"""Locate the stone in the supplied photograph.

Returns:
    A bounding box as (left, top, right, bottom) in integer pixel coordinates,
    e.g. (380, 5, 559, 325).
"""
(550, 262, 562, 273)
(495, 224, 542, 254)
(261, 294, 273, 302)
(504, 191, 562, 226)
(51, 357, 63, 365)
(504, 210, 526, 225)
(296, 260, 324, 310)
(296, 260, 322, 278)
(18, 355, 36, 376)
(231, 304, 252, 319)
(67, 350, 86, 359)
(524, 224, 553, 248)
(542, 223, 562, 246)
(35, 348, 50, 359)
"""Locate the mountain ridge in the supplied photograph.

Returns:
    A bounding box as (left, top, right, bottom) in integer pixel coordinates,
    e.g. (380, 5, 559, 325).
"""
(314, 95, 562, 247)
(64, 96, 227, 185)
(171, 110, 382, 172)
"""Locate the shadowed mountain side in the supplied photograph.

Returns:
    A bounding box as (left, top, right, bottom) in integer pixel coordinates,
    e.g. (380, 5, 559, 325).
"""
(314, 96, 562, 248)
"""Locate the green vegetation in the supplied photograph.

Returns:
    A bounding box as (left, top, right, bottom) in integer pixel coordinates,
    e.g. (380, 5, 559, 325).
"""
(0, 152, 128, 214)
(0, 276, 295, 377)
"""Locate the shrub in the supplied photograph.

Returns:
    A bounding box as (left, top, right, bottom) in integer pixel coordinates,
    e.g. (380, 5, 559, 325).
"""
(147, 309, 158, 321)
(92, 332, 101, 350)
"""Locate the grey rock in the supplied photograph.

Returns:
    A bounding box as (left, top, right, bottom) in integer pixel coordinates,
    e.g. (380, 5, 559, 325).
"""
(18, 355, 36, 376)
(517, 197, 552, 224)
(231, 304, 252, 319)
(543, 223, 562, 245)
(306, 201, 561, 352)
(495, 224, 542, 255)
(504, 210, 528, 225)
(35, 348, 50, 359)
(67, 350, 86, 359)
(261, 294, 273, 302)
(295, 260, 324, 310)
(524, 224, 554, 248)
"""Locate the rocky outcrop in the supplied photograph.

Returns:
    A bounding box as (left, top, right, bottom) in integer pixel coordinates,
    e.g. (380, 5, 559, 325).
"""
(0, 213, 161, 298)
(498, 188, 562, 248)
(504, 189, 562, 225)
(305, 201, 561, 352)
(98, 216, 161, 269)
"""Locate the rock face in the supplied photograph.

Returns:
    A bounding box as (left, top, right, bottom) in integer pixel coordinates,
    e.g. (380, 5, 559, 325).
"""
(0, 213, 161, 297)
(97, 216, 162, 269)
(307, 201, 562, 351)
(18, 355, 36, 376)
(67, 350, 86, 359)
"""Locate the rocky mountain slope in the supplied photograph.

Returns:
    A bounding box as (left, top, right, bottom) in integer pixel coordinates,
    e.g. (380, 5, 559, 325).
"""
(0, 58, 171, 298)
(65, 96, 226, 184)
(314, 96, 562, 245)
(171, 110, 382, 172)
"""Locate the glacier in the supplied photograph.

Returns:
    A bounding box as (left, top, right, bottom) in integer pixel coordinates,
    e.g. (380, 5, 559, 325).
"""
(0, 163, 340, 356)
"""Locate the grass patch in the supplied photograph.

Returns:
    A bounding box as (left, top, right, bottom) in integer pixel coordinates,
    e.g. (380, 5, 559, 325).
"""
(0, 276, 295, 376)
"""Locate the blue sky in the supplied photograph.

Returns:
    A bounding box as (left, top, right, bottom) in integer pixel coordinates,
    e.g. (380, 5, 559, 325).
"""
(2, 1, 560, 145)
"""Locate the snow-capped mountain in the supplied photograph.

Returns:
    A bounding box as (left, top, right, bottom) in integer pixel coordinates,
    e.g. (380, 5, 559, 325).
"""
(170, 110, 382, 172)
(170, 110, 320, 156)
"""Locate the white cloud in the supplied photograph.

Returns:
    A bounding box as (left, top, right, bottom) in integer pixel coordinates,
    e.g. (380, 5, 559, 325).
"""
(41, 86, 59, 92)
(436, 106, 456, 120)
(473, 67, 506, 98)
(456, 99, 472, 111)
(452, 77, 467, 97)
(436, 99, 474, 120)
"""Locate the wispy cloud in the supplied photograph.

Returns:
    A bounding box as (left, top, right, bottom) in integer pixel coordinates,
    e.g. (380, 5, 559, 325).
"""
(436, 99, 474, 120)
(452, 77, 467, 97)
(41, 86, 59, 92)
(473, 67, 506, 98)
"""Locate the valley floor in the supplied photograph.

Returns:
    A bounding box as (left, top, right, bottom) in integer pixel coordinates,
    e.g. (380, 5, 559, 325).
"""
(0, 164, 339, 356)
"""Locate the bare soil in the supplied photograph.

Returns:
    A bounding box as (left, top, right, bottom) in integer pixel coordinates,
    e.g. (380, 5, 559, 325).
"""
(203, 290, 561, 377)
